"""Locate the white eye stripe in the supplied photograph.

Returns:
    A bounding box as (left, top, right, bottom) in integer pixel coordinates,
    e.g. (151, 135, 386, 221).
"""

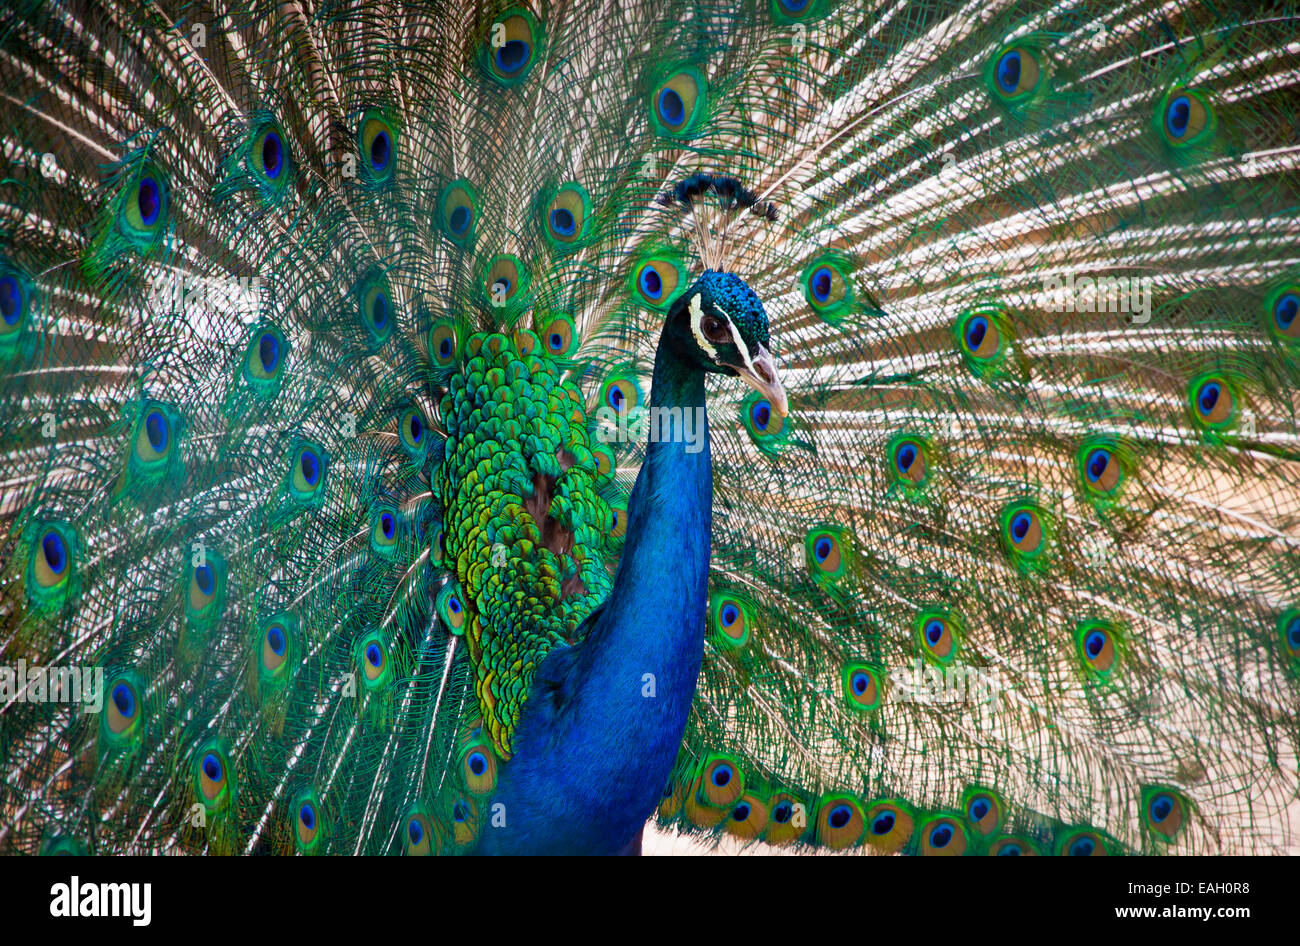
(689, 294, 718, 360)
(690, 293, 756, 369)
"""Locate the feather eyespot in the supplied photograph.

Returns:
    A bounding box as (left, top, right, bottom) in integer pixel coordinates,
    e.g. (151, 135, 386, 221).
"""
(921, 817, 967, 856)
(843, 663, 882, 710)
(989, 45, 1044, 101)
(864, 801, 914, 853)
(358, 111, 397, 184)
(460, 743, 498, 795)
(195, 744, 234, 810)
(1159, 89, 1213, 147)
(650, 67, 706, 137)
(403, 807, 437, 855)
(888, 434, 929, 487)
(801, 256, 853, 321)
(1188, 374, 1237, 429)
(1142, 788, 1187, 840)
(356, 633, 391, 688)
(709, 592, 753, 648)
(103, 677, 142, 741)
(429, 320, 459, 367)
(437, 582, 467, 635)
(805, 526, 851, 581)
(815, 795, 865, 849)
(1269, 285, 1299, 341)
(917, 611, 960, 663)
(999, 502, 1050, 567)
(0, 268, 31, 335)
(34, 528, 70, 588)
(482, 10, 542, 85)
(1061, 830, 1107, 856)
(290, 444, 326, 501)
(964, 789, 1002, 836)
(698, 756, 744, 808)
(539, 314, 577, 357)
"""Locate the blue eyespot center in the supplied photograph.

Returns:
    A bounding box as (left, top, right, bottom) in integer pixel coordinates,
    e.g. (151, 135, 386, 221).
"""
(851, 671, 869, 695)
(1275, 292, 1298, 330)
(810, 266, 832, 303)
(300, 450, 320, 486)
(371, 292, 389, 328)
(261, 131, 283, 178)
(258, 333, 279, 372)
(1166, 95, 1191, 138)
(1069, 836, 1096, 856)
(194, 564, 215, 597)
(929, 824, 953, 848)
(0, 276, 21, 324)
(408, 819, 424, 844)
(112, 682, 134, 717)
(549, 332, 564, 350)
(448, 596, 462, 615)
(711, 764, 732, 788)
(41, 532, 67, 574)
(408, 413, 423, 443)
(781, 0, 810, 11)
(751, 400, 771, 430)
(828, 804, 851, 829)
(925, 619, 944, 646)
(549, 207, 576, 237)
(380, 512, 395, 539)
(453, 801, 468, 822)
(370, 130, 391, 171)
(299, 803, 316, 830)
(607, 386, 624, 410)
(872, 811, 895, 834)
(202, 752, 222, 782)
(267, 624, 286, 656)
(732, 802, 751, 821)
(896, 442, 917, 473)
(1010, 511, 1032, 541)
(657, 87, 685, 126)
(145, 410, 169, 452)
(998, 843, 1022, 856)
(439, 337, 453, 358)
(773, 801, 793, 823)
(495, 39, 530, 74)
(996, 51, 1021, 93)
(449, 205, 470, 235)
(1149, 794, 1173, 823)
(468, 752, 487, 776)
(366, 642, 382, 668)
(970, 798, 991, 821)
(639, 266, 663, 299)
(965, 315, 988, 350)
(720, 604, 739, 626)
(813, 536, 833, 562)
(1197, 381, 1221, 415)
(1085, 629, 1106, 659)
(1287, 617, 1300, 650)
(137, 176, 161, 226)
(1086, 449, 1110, 483)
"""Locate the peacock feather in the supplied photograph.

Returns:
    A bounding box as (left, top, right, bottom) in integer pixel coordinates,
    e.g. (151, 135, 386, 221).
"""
(1, 0, 1298, 857)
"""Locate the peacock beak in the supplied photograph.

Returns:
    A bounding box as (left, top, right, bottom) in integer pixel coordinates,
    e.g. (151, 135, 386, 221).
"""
(738, 345, 788, 418)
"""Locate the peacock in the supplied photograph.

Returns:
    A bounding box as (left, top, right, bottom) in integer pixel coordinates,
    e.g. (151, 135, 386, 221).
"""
(1, 0, 1298, 858)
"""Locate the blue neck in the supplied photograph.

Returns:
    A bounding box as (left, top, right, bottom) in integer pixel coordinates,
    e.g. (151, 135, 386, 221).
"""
(478, 334, 712, 854)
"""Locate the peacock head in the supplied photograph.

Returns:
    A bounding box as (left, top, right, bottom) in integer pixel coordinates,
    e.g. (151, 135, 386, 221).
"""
(667, 269, 787, 415)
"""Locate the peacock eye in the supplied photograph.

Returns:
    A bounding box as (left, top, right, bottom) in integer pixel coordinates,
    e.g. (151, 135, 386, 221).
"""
(701, 315, 729, 343)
